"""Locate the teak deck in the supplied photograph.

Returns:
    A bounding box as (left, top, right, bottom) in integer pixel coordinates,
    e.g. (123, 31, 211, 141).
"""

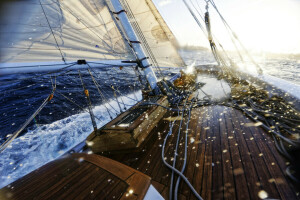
(0, 153, 151, 200)
(108, 105, 299, 200)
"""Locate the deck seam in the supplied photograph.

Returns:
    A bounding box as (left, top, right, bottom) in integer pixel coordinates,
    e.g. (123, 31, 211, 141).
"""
(227, 106, 253, 199)
(232, 108, 266, 195)
(235, 108, 282, 199)
(221, 106, 238, 200)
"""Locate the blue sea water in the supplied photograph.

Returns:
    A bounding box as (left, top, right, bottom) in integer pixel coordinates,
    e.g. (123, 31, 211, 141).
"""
(0, 50, 299, 188)
(0, 65, 178, 188)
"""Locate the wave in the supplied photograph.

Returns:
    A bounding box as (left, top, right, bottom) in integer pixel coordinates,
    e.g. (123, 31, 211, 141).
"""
(0, 91, 142, 188)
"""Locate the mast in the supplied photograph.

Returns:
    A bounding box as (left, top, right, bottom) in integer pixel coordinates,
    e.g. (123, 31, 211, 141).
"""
(110, 0, 159, 91)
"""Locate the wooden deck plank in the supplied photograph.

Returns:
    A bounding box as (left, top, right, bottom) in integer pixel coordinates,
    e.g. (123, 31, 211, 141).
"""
(200, 106, 213, 200)
(211, 105, 224, 200)
(180, 108, 201, 198)
(158, 115, 183, 187)
(10, 158, 81, 199)
(39, 162, 94, 200)
(3, 104, 298, 200)
(223, 106, 251, 200)
(189, 107, 208, 200)
(90, 174, 121, 199)
(170, 109, 190, 197)
(73, 169, 112, 199)
(8, 158, 74, 194)
(244, 115, 299, 199)
(104, 180, 128, 200)
(153, 128, 177, 185)
(151, 180, 166, 193)
(217, 105, 237, 200)
(48, 164, 101, 200)
(0, 154, 152, 200)
(235, 108, 281, 199)
(142, 120, 171, 178)
(256, 140, 298, 200)
(104, 105, 298, 200)
(151, 120, 176, 180)
(230, 107, 262, 200)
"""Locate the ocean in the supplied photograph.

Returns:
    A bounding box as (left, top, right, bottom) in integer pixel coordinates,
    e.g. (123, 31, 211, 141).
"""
(0, 50, 299, 188)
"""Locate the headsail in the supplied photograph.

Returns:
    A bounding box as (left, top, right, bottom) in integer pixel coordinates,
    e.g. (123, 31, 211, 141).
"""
(0, 0, 134, 64)
(116, 0, 185, 67)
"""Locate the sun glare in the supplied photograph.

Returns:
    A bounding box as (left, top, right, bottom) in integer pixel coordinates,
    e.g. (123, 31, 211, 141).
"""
(228, 0, 300, 53)
(154, 0, 300, 54)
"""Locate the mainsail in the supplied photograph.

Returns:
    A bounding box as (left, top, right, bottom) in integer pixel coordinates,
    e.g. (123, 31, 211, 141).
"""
(0, 0, 134, 64)
(0, 0, 184, 72)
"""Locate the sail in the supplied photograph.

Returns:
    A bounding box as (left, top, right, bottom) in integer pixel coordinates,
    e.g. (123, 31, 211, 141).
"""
(0, 0, 134, 65)
(117, 0, 185, 67)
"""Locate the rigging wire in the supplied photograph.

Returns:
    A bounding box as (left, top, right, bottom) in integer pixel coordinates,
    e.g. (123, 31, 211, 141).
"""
(182, 0, 207, 40)
(39, 0, 66, 63)
(87, 65, 122, 114)
(208, 0, 263, 74)
(78, 70, 99, 131)
(87, 68, 114, 120)
(0, 77, 56, 153)
(187, 0, 235, 67)
(183, 0, 230, 77)
(55, 90, 104, 122)
(200, 0, 244, 62)
(109, 66, 141, 104)
(1, 63, 77, 85)
(184, 0, 260, 75)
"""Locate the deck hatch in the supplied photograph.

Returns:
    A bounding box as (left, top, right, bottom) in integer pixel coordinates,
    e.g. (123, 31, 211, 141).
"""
(114, 107, 148, 126)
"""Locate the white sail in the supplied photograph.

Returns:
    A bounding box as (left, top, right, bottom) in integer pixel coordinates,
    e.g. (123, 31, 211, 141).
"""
(117, 0, 185, 67)
(0, 0, 134, 64)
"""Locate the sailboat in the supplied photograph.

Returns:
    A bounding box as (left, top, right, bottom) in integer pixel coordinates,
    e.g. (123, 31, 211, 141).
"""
(0, 0, 299, 199)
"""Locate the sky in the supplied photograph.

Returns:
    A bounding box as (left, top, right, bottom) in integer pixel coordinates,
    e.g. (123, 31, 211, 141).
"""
(152, 0, 300, 54)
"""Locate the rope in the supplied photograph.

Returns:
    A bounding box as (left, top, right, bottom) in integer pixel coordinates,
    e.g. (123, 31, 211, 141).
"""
(161, 108, 203, 200)
(232, 101, 299, 146)
(174, 96, 196, 200)
(169, 99, 187, 200)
